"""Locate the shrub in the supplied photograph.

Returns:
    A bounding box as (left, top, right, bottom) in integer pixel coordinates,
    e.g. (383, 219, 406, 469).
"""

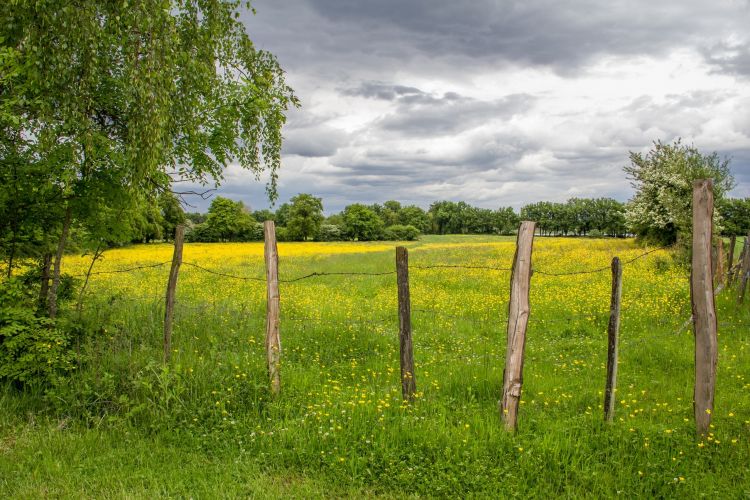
(384, 224, 420, 241)
(316, 224, 343, 241)
(0, 279, 75, 386)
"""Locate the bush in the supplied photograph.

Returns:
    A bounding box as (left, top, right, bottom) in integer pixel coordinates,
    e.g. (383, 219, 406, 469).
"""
(0, 279, 75, 386)
(384, 224, 420, 241)
(316, 224, 343, 241)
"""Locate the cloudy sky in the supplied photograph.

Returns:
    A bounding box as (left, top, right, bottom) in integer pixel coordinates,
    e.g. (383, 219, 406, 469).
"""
(197, 0, 750, 213)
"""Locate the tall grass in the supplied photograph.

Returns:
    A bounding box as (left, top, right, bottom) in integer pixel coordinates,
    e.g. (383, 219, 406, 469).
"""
(1, 236, 748, 497)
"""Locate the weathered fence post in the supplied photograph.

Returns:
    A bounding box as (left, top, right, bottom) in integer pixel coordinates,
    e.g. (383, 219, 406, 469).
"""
(264, 221, 281, 396)
(727, 235, 736, 285)
(738, 233, 750, 304)
(501, 221, 536, 432)
(164, 224, 185, 363)
(691, 179, 718, 436)
(396, 247, 416, 401)
(604, 256, 623, 423)
(714, 238, 725, 288)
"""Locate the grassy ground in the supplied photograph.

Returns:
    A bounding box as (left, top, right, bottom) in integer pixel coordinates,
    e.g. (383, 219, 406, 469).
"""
(1, 235, 749, 497)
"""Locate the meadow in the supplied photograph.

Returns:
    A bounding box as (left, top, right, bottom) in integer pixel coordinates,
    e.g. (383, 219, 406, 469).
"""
(1, 235, 749, 498)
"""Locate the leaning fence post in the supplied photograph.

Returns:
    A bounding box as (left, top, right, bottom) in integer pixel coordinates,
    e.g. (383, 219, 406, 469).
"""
(691, 179, 718, 436)
(396, 247, 416, 401)
(604, 256, 623, 423)
(738, 233, 750, 304)
(501, 220, 535, 432)
(264, 220, 281, 396)
(163, 224, 185, 363)
(727, 235, 736, 285)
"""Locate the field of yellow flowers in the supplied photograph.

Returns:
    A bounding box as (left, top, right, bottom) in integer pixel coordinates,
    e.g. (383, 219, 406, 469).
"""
(2, 235, 749, 497)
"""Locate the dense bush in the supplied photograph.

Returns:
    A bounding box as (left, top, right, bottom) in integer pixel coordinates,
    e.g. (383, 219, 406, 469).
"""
(316, 224, 343, 241)
(383, 224, 420, 241)
(0, 279, 75, 386)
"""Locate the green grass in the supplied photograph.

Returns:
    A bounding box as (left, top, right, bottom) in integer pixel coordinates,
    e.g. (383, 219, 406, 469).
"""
(1, 236, 749, 498)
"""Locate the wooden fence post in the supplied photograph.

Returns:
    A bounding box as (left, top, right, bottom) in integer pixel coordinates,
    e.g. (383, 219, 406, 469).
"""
(714, 238, 725, 288)
(738, 233, 750, 304)
(163, 224, 185, 363)
(604, 256, 623, 423)
(501, 221, 535, 432)
(691, 179, 718, 436)
(264, 221, 281, 396)
(727, 235, 736, 285)
(396, 247, 416, 401)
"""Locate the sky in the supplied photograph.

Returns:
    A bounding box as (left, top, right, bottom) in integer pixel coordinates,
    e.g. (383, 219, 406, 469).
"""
(190, 0, 750, 214)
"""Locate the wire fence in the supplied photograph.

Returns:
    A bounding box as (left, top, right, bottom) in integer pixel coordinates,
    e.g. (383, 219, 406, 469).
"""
(71, 240, 750, 350)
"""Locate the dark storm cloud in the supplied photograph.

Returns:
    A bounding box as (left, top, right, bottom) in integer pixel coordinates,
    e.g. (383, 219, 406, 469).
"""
(341, 82, 427, 100)
(186, 0, 750, 213)
(375, 91, 535, 136)
(704, 41, 750, 78)
(300, 0, 749, 71)
(282, 126, 348, 157)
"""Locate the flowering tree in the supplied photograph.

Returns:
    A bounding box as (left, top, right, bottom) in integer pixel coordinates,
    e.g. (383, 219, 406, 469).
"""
(624, 139, 734, 246)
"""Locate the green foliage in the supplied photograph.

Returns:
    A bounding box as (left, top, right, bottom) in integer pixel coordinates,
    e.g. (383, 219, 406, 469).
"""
(399, 205, 431, 233)
(1, 0, 297, 312)
(196, 197, 256, 242)
(274, 203, 293, 227)
(252, 209, 276, 223)
(342, 204, 385, 241)
(286, 194, 324, 241)
(520, 198, 625, 237)
(624, 139, 734, 245)
(383, 224, 420, 241)
(0, 279, 74, 386)
(159, 194, 186, 241)
(718, 198, 750, 236)
(315, 224, 343, 242)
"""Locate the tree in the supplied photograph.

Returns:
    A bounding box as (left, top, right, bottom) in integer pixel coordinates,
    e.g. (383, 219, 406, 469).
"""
(252, 209, 276, 223)
(286, 194, 324, 241)
(203, 197, 254, 242)
(625, 139, 734, 245)
(274, 203, 293, 227)
(494, 207, 520, 235)
(342, 204, 384, 241)
(159, 193, 186, 241)
(1, 1, 297, 317)
(399, 205, 431, 233)
(718, 198, 750, 236)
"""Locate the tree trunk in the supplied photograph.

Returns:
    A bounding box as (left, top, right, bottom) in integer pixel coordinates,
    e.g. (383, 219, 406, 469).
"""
(48, 205, 72, 319)
(38, 253, 52, 313)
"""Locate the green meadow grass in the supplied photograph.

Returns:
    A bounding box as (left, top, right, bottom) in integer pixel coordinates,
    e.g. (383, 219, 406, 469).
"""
(1, 236, 748, 498)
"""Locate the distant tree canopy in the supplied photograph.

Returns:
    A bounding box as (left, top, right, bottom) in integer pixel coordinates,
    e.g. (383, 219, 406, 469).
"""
(624, 139, 734, 245)
(186, 197, 261, 243)
(521, 198, 626, 237)
(175, 193, 636, 243)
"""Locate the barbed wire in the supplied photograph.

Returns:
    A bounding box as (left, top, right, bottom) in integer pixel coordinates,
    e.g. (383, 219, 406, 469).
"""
(70, 261, 171, 278)
(533, 245, 674, 277)
(68, 242, 675, 286)
(280, 270, 396, 283)
(182, 261, 265, 281)
(412, 264, 512, 272)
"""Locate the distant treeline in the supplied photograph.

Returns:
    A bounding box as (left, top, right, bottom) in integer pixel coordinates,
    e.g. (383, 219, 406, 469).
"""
(134, 194, 749, 243)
